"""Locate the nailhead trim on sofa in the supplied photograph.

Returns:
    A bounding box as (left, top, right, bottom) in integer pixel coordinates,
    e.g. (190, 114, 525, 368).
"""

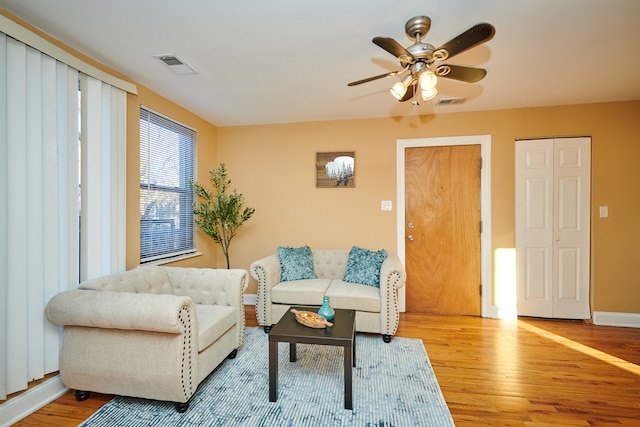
(179, 305, 194, 402)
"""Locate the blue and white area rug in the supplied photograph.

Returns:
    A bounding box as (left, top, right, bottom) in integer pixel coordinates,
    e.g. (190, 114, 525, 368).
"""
(80, 327, 454, 426)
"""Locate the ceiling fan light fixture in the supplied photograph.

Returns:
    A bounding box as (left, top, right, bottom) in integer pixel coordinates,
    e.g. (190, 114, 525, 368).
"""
(349, 16, 495, 106)
(421, 87, 438, 101)
(418, 69, 437, 90)
(390, 74, 413, 100)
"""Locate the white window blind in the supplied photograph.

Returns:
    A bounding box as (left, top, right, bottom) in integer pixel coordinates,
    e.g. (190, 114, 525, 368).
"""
(140, 107, 196, 263)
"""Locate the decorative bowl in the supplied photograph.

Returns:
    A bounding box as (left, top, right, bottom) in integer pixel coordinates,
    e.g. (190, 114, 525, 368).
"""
(291, 309, 333, 328)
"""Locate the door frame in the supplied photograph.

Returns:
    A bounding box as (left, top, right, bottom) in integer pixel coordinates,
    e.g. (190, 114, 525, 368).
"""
(396, 135, 495, 317)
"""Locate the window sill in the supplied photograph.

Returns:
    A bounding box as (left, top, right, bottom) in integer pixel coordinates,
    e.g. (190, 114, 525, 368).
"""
(141, 251, 203, 266)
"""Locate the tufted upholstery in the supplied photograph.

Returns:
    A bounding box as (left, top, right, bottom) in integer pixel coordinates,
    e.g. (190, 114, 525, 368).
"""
(312, 250, 350, 278)
(250, 249, 406, 340)
(45, 266, 248, 410)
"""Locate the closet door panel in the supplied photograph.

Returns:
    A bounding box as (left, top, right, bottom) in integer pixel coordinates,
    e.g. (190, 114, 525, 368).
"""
(516, 139, 554, 317)
(553, 138, 591, 318)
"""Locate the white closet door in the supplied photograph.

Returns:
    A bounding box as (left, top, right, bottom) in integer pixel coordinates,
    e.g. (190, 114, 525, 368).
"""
(515, 137, 591, 319)
(552, 138, 591, 318)
(516, 139, 554, 317)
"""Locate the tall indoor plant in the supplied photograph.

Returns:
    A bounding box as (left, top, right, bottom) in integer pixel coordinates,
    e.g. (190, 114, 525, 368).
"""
(191, 163, 255, 268)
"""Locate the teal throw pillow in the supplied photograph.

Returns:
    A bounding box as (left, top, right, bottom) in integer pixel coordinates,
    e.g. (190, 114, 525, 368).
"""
(343, 246, 388, 288)
(277, 246, 317, 282)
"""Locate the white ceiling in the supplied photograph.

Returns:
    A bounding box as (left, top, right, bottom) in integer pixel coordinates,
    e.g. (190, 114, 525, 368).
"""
(1, 0, 639, 127)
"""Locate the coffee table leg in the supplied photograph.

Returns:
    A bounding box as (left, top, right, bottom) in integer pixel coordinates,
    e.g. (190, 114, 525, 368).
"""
(289, 342, 297, 362)
(353, 332, 356, 367)
(344, 344, 353, 410)
(269, 340, 278, 402)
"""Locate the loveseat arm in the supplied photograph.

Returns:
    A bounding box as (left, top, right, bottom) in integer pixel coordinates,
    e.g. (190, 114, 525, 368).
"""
(46, 289, 200, 404)
(378, 253, 406, 338)
(250, 254, 281, 326)
(45, 289, 195, 334)
(380, 253, 406, 290)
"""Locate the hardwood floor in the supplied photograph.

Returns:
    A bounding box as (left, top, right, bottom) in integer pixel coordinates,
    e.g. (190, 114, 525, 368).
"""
(13, 307, 640, 426)
(397, 314, 640, 426)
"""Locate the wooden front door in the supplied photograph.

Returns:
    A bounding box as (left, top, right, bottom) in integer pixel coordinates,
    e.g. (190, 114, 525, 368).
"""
(404, 145, 481, 315)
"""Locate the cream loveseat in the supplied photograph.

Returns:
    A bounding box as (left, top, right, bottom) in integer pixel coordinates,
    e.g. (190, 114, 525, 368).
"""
(45, 266, 248, 412)
(250, 246, 406, 342)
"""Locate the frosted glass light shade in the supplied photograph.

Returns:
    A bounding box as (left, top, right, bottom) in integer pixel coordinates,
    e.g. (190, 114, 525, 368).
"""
(390, 74, 413, 100)
(390, 81, 408, 100)
(421, 87, 438, 101)
(418, 70, 437, 90)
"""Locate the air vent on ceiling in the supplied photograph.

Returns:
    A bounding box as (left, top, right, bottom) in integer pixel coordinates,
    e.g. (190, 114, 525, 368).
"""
(436, 98, 467, 106)
(152, 54, 198, 75)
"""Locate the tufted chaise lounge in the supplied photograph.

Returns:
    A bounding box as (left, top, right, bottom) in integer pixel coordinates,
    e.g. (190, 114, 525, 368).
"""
(45, 266, 248, 412)
(250, 249, 406, 342)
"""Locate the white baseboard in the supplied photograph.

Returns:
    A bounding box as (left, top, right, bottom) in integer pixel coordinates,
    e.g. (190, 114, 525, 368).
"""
(0, 375, 68, 427)
(592, 311, 640, 328)
(243, 293, 257, 305)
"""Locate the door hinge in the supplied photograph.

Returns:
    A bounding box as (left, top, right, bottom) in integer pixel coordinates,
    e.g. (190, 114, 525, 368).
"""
(479, 157, 483, 170)
(479, 220, 483, 233)
(479, 284, 482, 296)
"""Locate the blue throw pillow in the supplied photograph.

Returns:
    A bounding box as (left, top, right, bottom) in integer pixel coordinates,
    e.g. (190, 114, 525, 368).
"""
(277, 246, 317, 282)
(343, 246, 388, 288)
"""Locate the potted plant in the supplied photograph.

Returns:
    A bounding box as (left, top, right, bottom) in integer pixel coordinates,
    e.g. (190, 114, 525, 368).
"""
(191, 163, 255, 268)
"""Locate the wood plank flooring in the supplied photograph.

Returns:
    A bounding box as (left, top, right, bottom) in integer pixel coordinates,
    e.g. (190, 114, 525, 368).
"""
(13, 307, 640, 426)
(397, 314, 640, 426)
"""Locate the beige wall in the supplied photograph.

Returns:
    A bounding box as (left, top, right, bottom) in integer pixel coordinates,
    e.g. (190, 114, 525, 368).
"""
(218, 101, 640, 315)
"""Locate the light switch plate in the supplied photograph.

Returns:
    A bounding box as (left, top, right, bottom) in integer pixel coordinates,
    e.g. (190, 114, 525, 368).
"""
(599, 206, 608, 218)
(381, 200, 392, 211)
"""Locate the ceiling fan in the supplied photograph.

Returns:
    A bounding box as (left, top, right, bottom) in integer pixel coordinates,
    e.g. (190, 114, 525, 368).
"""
(348, 16, 495, 104)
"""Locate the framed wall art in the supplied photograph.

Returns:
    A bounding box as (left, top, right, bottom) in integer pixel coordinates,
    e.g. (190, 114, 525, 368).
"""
(316, 151, 355, 188)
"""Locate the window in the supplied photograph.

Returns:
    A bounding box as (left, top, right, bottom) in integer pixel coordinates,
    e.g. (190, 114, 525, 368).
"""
(140, 107, 195, 263)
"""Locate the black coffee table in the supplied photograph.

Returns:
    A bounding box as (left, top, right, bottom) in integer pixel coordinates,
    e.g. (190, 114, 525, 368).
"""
(268, 306, 356, 410)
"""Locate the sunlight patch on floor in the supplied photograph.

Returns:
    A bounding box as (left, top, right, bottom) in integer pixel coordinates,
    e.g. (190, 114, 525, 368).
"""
(518, 321, 640, 376)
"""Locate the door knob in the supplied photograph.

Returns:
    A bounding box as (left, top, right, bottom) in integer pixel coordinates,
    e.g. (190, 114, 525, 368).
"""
(407, 235, 414, 241)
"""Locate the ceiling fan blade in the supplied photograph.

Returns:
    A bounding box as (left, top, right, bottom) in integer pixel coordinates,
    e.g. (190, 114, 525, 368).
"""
(399, 84, 415, 102)
(372, 37, 414, 61)
(436, 64, 487, 82)
(347, 70, 404, 87)
(434, 23, 495, 60)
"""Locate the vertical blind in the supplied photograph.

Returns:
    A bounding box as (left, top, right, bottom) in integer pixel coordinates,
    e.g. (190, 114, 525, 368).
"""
(0, 33, 126, 399)
(80, 75, 127, 280)
(140, 108, 195, 263)
(0, 34, 79, 399)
